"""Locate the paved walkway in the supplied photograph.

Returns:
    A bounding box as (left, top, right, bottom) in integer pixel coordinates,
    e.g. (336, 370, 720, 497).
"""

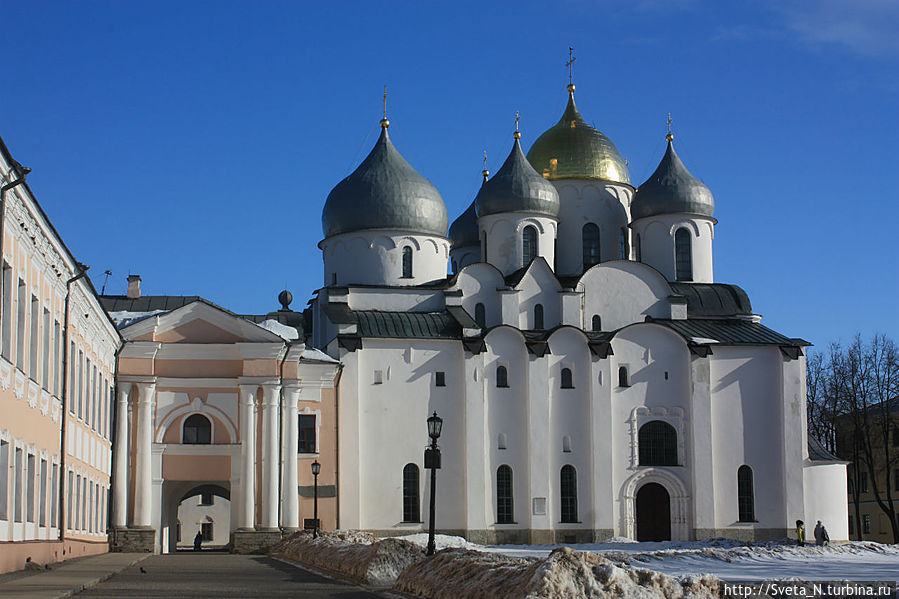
(74, 553, 383, 598)
(0, 553, 150, 599)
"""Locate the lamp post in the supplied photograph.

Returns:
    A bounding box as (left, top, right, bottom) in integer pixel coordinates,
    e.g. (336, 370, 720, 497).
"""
(311, 460, 320, 538)
(425, 411, 443, 556)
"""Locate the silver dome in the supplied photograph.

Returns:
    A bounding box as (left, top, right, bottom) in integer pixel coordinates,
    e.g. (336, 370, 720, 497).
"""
(322, 126, 448, 239)
(631, 140, 714, 220)
(449, 199, 479, 249)
(475, 138, 560, 219)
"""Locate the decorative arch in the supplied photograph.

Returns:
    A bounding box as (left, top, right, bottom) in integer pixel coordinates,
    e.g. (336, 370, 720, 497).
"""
(666, 220, 701, 237)
(423, 238, 441, 254)
(620, 468, 691, 541)
(397, 236, 422, 251)
(156, 397, 237, 444)
(514, 218, 548, 235)
(628, 406, 685, 469)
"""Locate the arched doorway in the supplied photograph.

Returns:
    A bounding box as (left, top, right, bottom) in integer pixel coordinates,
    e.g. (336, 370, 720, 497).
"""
(636, 482, 671, 541)
(161, 481, 231, 554)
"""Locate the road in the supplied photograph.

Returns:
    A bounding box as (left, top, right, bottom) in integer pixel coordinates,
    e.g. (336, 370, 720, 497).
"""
(75, 552, 383, 598)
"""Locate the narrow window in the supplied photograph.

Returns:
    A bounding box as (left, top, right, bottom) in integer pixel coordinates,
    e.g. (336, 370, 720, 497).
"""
(618, 366, 629, 387)
(638, 420, 678, 466)
(402, 463, 420, 522)
(29, 295, 38, 380)
(560, 465, 578, 523)
(298, 414, 316, 453)
(522, 226, 538, 266)
(183, 414, 212, 444)
(497, 433, 507, 450)
(0, 440, 8, 519)
(435, 371, 446, 387)
(42, 308, 50, 389)
(402, 246, 413, 278)
(496, 365, 509, 388)
(69, 342, 76, 414)
(863, 514, 870, 534)
(176, 520, 182, 542)
(66, 471, 73, 529)
(53, 321, 60, 395)
(619, 228, 628, 260)
(0, 263, 11, 359)
(26, 454, 35, 522)
(50, 463, 58, 528)
(591, 315, 601, 332)
(737, 465, 755, 522)
(16, 279, 25, 369)
(562, 435, 572, 453)
(534, 304, 544, 330)
(481, 232, 487, 262)
(200, 492, 213, 506)
(39, 458, 47, 526)
(635, 233, 642, 262)
(849, 515, 854, 536)
(201, 521, 213, 541)
(497, 465, 513, 524)
(582, 223, 600, 270)
(373, 370, 383, 384)
(560, 368, 573, 389)
(475, 302, 486, 328)
(675, 228, 693, 281)
(14, 448, 23, 522)
(77, 350, 83, 419)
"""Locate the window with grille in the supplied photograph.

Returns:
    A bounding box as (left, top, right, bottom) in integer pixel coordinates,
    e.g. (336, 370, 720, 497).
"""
(475, 303, 486, 327)
(592, 315, 601, 332)
(497, 465, 513, 524)
(496, 365, 509, 388)
(737, 465, 755, 521)
(560, 368, 573, 389)
(560, 465, 578, 523)
(522, 226, 538, 266)
(402, 247, 413, 278)
(183, 414, 211, 444)
(201, 522, 213, 541)
(402, 463, 420, 522)
(534, 304, 544, 330)
(298, 415, 316, 453)
(638, 420, 678, 466)
(582, 223, 600, 270)
(675, 228, 692, 281)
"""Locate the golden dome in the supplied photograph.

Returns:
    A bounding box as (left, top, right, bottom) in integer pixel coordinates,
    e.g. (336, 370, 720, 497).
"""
(526, 91, 630, 184)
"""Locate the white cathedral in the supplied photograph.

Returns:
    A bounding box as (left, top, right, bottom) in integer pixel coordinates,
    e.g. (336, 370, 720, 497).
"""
(310, 81, 848, 544)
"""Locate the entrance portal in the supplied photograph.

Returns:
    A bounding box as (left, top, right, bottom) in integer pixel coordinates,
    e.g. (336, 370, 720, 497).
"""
(636, 482, 671, 541)
(176, 485, 231, 551)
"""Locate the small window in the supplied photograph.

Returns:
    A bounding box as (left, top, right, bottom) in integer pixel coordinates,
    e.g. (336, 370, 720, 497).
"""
(534, 304, 544, 330)
(560, 368, 573, 389)
(675, 228, 693, 281)
(373, 370, 383, 384)
(635, 233, 642, 262)
(497, 465, 513, 524)
(298, 414, 316, 453)
(638, 420, 678, 466)
(402, 246, 413, 278)
(496, 365, 509, 388)
(591, 315, 601, 332)
(618, 366, 629, 387)
(475, 303, 486, 328)
(582, 223, 600, 270)
(863, 514, 871, 534)
(435, 371, 446, 387)
(737, 465, 755, 522)
(562, 435, 572, 453)
(560, 465, 578, 523)
(402, 464, 420, 523)
(619, 228, 628, 259)
(331, 273, 337, 285)
(497, 433, 507, 450)
(183, 414, 212, 445)
(522, 226, 538, 266)
(200, 492, 213, 506)
(201, 521, 213, 541)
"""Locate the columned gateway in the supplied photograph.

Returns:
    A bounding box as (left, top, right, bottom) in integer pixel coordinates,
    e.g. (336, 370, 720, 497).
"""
(103, 295, 339, 554)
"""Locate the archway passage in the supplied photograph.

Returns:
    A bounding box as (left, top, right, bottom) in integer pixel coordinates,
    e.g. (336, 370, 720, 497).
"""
(636, 482, 671, 541)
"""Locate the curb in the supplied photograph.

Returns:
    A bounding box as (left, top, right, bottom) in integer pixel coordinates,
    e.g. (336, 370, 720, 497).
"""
(54, 554, 151, 599)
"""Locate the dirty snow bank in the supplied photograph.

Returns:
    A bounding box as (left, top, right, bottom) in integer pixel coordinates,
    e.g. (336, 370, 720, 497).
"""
(397, 533, 482, 550)
(272, 530, 425, 586)
(394, 546, 721, 599)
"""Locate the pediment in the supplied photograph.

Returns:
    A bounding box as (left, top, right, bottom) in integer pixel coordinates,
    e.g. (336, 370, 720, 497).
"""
(120, 300, 282, 343)
(514, 258, 561, 292)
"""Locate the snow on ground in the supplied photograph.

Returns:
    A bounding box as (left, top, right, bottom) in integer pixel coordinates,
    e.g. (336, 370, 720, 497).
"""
(481, 540, 899, 582)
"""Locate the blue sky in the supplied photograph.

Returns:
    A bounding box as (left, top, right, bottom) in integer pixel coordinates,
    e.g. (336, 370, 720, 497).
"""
(1, 0, 896, 350)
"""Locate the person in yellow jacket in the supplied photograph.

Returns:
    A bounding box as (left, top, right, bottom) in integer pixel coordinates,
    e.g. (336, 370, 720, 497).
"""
(795, 519, 805, 546)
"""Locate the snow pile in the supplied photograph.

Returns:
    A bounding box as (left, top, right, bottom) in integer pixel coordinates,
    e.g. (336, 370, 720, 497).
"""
(256, 318, 300, 340)
(273, 530, 425, 586)
(394, 546, 721, 599)
(397, 533, 482, 550)
(108, 310, 167, 328)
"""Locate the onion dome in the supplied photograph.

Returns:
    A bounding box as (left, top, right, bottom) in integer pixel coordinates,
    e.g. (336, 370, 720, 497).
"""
(449, 200, 478, 249)
(322, 122, 448, 239)
(526, 86, 630, 184)
(631, 137, 715, 220)
(475, 134, 560, 219)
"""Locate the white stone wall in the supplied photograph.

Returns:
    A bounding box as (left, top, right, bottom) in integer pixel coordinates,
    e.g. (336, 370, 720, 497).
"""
(478, 214, 557, 277)
(320, 231, 450, 287)
(631, 214, 715, 283)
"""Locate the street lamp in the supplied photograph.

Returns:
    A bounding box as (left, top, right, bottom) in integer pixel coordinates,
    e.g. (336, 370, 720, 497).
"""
(311, 460, 321, 538)
(424, 411, 443, 556)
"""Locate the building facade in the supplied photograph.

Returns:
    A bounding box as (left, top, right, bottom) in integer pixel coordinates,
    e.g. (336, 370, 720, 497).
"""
(310, 83, 849, 544)
(0, 137, 120, 573)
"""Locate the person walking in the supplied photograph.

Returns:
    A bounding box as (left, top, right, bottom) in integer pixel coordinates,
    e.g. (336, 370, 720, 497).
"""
(814, 521, 830, 546)
(796, 520, 805, 547)
(194, 530, 203, 551)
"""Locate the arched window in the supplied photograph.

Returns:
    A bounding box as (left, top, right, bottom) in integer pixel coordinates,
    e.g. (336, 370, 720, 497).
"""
(618, 366, 629, 387)
(591, 315, 601, 332)
(402, 246, 413, 278)
(183, 414, 211, 444)
(560, 368, 573, 389)
(619, 228, 628, 259)
(497, 465, 513, 524)
(635, 233, 642, 263)
(582, 223, 600, 270)
(675, 228, 692, 281)
(475, 303, 486, 328)
(402, 464, 420, 522)
(496, 365, 509, 388)
(737, 465, 755, 522)
(534, 304, 544, 330)
(522, 226, 538, 266)
(638, 420, 678, 466)
(560, 465, 578, 523)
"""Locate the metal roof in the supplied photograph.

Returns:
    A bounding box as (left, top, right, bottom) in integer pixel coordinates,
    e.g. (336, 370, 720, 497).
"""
(632, 140, 715, 220)
(655, 318, 804, 346)
(475, 138, 560, 219)
(808, 435, 843, 462)
(355, 311, 461, 339)
(100, 295, 206, 313)
(448, 199, 479, 249)
(669, 283, 752, 317)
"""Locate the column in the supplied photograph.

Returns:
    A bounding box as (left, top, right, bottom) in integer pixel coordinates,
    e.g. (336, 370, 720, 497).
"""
(112, 385, 130, 528)
(132, 381, 156, 528)
(259, 384, 281, 530)
(238, 385, 256, 530)
(280, 384, 301, 529)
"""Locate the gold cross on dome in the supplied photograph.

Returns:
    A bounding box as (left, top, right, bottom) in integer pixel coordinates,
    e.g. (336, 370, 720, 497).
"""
(383, 85, 388, 120)
(483, 150, 488, 170)
(515, 111, 520, 131)
(567, 47, 576, 85)
(666, 112, 674, 141)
